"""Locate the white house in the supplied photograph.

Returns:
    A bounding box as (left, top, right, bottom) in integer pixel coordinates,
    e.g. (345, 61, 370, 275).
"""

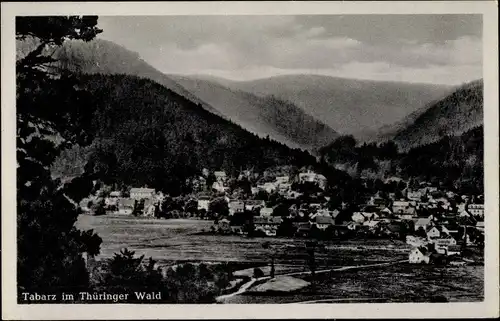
(260, 207, 274, 217)
(352, 212, 366, 223)
(468, 204, 484, 217)
(197, 197, 211, 211)
(407, 191, 423, 201)
(214, 171, 227, 182)
(314, 216, 334, 230)
(426, 226, 441, 239)
(130, 187, 156, 200)
(275, 176, 290, 184)
(409, 247, 431, 264)
(392, 201, 411, 214)
(212, 181, 228, 193)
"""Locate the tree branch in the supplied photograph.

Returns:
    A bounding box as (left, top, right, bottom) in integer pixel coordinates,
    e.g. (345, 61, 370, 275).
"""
(16, 40, 51, 71)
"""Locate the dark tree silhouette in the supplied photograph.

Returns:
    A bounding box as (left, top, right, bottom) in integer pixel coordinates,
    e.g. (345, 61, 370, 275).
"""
(16, 16, 103, 299)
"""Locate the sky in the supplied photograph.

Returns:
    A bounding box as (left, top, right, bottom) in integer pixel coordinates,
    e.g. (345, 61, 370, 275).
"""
(96, 15, 482, 85)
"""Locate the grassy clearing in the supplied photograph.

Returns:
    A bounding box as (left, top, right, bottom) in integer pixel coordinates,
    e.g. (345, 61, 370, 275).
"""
(76, 215, 407, 267)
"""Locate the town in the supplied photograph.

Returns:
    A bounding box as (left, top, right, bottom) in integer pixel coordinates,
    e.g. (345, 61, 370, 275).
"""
(78, 165, 485, 265)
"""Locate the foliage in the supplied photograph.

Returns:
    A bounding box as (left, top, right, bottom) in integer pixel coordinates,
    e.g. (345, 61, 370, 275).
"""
(16, 16, 103, 298)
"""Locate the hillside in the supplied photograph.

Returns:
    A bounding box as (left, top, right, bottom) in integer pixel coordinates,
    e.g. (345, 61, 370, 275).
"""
(390, 79, 483, 149)
(399, 125, 483, 193)
(199, 74, 452, 135)
(169, 75, 339, 150)
(49, 39, 223, 117)
(51, 74, 316, 195)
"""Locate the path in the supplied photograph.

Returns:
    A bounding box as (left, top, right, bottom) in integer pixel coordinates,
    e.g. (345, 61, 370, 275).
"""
(215, 259, 407, 303)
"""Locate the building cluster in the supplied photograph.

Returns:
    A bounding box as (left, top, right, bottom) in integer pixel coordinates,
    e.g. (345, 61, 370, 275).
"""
(78, 168, 484, 263)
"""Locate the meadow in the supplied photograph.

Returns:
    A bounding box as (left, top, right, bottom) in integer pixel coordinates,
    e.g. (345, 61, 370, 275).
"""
(76, 215, 408, 267)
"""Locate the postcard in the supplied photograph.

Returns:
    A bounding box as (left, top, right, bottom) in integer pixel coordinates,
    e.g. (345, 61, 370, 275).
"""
(2, 1, 499, 319)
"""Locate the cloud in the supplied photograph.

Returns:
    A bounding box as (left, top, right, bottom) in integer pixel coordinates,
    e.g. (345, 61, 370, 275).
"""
(96, 15, 482, 85)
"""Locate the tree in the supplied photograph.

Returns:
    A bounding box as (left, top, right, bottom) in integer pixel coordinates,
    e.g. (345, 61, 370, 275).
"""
(208, 197, 229, 217)
(262, 241, 276, 278)
(16, 16, 103, 298)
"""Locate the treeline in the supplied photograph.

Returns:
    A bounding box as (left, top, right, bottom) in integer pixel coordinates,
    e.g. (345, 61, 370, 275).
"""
(53, 73, 317, 195)
(318, 125, 484, 195)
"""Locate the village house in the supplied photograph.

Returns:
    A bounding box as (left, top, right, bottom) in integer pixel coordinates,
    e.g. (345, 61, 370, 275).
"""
(315, 174, 327, 190)
(294, 222, 312, 237)
(298, 171, 316, 183)
(130, 187, 156, 200)
(363, 220, 381, 230)
(254, 216, 282, 236)
(212, 181, 228, 193)
(406, 235, 427, 247)
(142, 199, 156, 217)
(407, 190, 423, 201)
(352, 212, 366, 224)
(384, 176, 403, 184)
(214, 171, 227, 183)
(433, 233, 457, 248)
(392, 201, 411, 214)
(467, 203, 484, 217)
(275, 175, 290, 184)
(380, 207, 392, 216)
(409, 246, 431, 264)
(369, 196, 387, 209)
(260, 182, 278, 194)
(277, 183, 292, 194)
(245, 199, 265, 211)
(109, 191, 122, 198)
(104, 197, 118, 206)
(285, 190, 302, 200)
(413, 217, 432, 231)
(426, 225, 451, 240)
(228, 200, 245, 216)
(314, 216, 334, 230)
(79, 198, 92, 213)
(197, 196, 211, 211)
(117, 198, 135, 215)
(260, 207, 274, 217)
(217, 218, 231, 234)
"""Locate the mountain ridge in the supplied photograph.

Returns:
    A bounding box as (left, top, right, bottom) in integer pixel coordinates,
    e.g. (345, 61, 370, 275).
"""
(182, 73, 453, 135)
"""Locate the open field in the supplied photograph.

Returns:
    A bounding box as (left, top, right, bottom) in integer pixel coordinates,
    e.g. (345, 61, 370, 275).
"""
(76, 215, 408, 267)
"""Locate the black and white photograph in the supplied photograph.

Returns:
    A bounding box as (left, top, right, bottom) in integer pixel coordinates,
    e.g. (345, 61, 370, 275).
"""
(2, 1, 499, 319)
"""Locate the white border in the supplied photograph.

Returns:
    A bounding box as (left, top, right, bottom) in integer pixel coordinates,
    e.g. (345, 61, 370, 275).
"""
(2, 1, 499, 319)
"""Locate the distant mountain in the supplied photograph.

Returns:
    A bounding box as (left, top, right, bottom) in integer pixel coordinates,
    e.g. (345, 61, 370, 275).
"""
(51, 74, 317, 194)
(50, 39, 223, 117)
(49, 39, 339, 151)
(168, 75, 339, 151)
(198, 74, 452, 135)
(389, 79, 483, 149)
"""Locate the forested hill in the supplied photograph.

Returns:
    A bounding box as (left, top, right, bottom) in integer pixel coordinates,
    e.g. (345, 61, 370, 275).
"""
(169, 75, 339, 151)
(50, 39, 222, 117)
(399, 125, 483, 193)
(391, 79, 483, 149)
(51, 74, 316, 194)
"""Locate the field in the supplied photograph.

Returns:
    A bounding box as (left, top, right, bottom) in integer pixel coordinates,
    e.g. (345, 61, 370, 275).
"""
(76, 215, 408, 267)
(76, 215, 483, 303)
